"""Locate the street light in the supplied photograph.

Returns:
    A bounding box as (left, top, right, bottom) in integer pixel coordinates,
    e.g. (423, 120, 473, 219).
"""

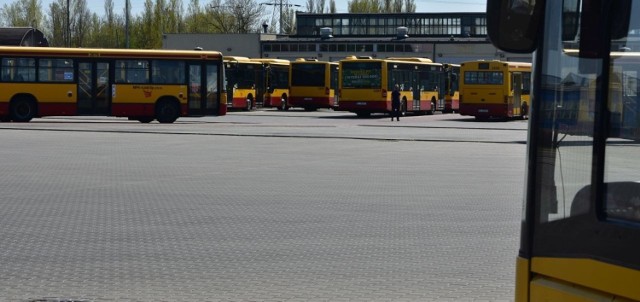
(260, 1, 301, 34)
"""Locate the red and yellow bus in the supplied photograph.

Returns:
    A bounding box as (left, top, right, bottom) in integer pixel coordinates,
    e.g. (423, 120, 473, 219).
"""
(338, 56, 444, 117)
(289, 58, 339, 111)
(224, 56, 261, 111)
(441, 63, 460, 113)
(459, 60, 531, 120)
(0, 46, 226, 123)
(251, 58, 290, 110)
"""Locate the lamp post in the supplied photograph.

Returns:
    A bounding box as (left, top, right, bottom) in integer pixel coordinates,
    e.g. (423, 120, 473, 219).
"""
(260, 1, 301, 34)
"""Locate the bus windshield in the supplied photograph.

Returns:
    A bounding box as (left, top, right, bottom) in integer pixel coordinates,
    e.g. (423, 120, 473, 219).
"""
(341, 61, 382, 89)
(291, 63, 325, 87)
(227, 64, 257, 89)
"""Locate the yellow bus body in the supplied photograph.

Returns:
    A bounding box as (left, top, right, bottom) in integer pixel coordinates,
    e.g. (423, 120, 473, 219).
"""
(338, 56, 443, 117)
(289, 59, 339, 110)
(224, 56, 260, 110)
(250, 58, 290, 109)
(0, 46, 225, 123)
(459, 60, 531, 119)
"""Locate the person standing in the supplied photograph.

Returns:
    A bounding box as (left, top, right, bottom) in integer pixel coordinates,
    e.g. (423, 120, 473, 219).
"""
(391, 84, 401, 121)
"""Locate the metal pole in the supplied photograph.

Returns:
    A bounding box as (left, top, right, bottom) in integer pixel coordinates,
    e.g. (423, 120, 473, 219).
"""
(279, 0, 283, 34)
(66, 0, 70, 47)
(125, 0, 130, 48)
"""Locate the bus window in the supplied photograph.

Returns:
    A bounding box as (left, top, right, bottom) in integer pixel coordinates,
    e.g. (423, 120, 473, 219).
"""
(603, 1, 640, 223)
(38, 58, 74, 82)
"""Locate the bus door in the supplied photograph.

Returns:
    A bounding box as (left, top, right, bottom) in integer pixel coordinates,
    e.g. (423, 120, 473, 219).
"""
(77, 61, 111, 115)
(512, 72, 523, 115)
(330, 65, 339, 106)
(188, 63, 219, 116)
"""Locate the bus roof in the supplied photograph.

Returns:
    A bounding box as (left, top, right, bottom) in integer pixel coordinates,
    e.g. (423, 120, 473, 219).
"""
(460, 59, 531, 68)
(251, 58, 290, 65)
(385, 57, 433, 63)
(224, 56, 253, 62)
(0, 46, 223, 60)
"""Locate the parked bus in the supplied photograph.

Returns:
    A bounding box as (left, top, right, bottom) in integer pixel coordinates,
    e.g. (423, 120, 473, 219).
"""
(289, 58, 339, 111)
(224, 56, 261, 111)
(0, 46, 226, 123)
(441, 63, 460, 113)
(338, 56, 443, 117)
(487, 0, 640, 301)
(459, 60, 531, 120)
(251, 58, 290, 110)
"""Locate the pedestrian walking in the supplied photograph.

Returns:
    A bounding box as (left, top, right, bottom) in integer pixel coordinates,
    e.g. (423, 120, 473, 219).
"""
(391, 84, 401, 121)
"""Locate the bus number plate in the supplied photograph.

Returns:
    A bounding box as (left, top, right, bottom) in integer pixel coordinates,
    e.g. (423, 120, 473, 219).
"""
(356, 102, 367, 106)
(478, 109, 489, 113)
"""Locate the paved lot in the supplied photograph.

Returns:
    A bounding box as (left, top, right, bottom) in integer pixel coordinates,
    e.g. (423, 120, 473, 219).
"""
(0, 110, 527, 301)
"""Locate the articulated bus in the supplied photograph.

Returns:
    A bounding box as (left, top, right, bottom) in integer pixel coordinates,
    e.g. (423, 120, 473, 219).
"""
(441, 63, 460, 113)
(289, 58, 339, 111)
(224, 56, 261, 111)
(487, 0, 640, 301)
(459, 60, 531, 120)
(338, 56, 443, 117)
(251, 58, 290, 110)
(0, 46, 226, 123)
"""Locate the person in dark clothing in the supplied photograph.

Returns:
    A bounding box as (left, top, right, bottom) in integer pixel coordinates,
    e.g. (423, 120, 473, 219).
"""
(391, 84, 401, 121)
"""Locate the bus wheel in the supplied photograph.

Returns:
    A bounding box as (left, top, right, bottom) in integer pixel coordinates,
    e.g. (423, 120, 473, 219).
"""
(356, 112, 370, 118)
(156, 99, 180, 123)
(10, 96, 36, 122)
(138, 117, 154, 123)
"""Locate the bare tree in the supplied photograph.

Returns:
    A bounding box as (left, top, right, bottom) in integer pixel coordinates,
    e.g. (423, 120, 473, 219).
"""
(305, 0, 314, 13)
(329, 0, 336, 13)
(392, 0, 402, 12)
(404, 0, 416, 12)
(315, 0, 326, 14)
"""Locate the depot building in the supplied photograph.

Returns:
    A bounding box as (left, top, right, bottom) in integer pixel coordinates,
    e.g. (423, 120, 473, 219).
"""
(163, 12, 532, 63)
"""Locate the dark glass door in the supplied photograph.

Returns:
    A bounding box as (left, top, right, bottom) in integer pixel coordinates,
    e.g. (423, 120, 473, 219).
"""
(78, 61, 110, 115)
(188, 63, 220, 116)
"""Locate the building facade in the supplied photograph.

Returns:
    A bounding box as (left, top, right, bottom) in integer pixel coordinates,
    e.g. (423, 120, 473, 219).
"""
(163, 12, 532, 63)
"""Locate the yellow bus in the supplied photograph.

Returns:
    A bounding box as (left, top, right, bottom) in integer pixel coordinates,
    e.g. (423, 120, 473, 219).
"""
(289, 58, 339, 111)
(0, 46, 226, 123)
(224, 56, 261, 111)
(459, 60, 531, 120)
(251, 58, 290, 110)
(487, 0, 640, 301)
(338, 56, 443, 117)
(441, 63, 460, 113)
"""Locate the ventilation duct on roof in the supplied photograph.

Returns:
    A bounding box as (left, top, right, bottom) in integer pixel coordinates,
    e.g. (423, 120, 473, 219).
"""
(320, 27, 333, 39)
(396, 26, 409, 39)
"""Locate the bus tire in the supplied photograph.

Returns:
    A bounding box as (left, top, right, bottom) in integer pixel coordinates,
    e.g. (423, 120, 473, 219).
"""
(356, 112, 370, 118)
(156, 98, 180, 124)
(138, 117, 154, 123)
(10, 95, 36, 122)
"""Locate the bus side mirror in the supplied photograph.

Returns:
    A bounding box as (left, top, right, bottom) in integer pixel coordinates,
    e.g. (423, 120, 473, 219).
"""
(486, 0, 544, 53)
